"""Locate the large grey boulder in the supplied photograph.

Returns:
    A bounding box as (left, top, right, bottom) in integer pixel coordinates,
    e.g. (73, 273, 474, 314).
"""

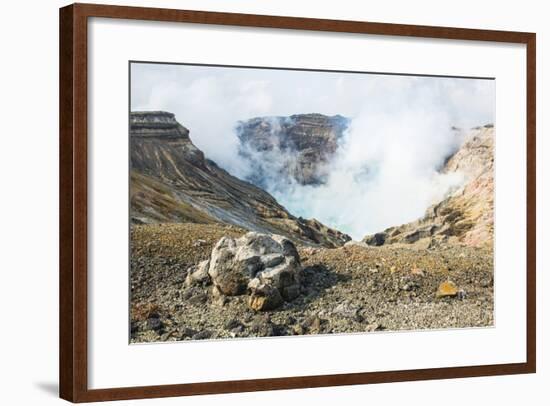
(207, 232, 302, 310)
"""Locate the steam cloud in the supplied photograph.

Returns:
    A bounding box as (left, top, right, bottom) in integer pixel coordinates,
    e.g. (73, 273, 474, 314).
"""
(131, 63, 495, 240)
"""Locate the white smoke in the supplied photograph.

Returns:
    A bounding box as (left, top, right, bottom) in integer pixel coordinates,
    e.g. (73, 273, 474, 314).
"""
(268, 110, 467, 239)
(131, 63, 495, 240)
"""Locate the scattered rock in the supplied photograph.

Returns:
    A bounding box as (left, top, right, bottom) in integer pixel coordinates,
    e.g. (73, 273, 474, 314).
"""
(333, 302, 360, 319)
(401, 282, 419, 291)
(184, 259, 211, 287)
(436, 281, 459, 298)
(180, 327, 198, 338)
(302, 316, 323, 333)
(181, 288, 195, 301)
(248, 283, 284, 311)
(224, 318, 243, 330)
(192, 239, 207, 247)
(249, 315, 276, 336)
(187, 291, 208, 305)
(147, 316, 163, 331)
(192, 330, 213, 340)
(230, 324, 245, 336)
(283, 315, 297, 325)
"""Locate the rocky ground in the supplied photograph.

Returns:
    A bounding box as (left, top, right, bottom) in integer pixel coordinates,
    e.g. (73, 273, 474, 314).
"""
(130, 223, 493, 343)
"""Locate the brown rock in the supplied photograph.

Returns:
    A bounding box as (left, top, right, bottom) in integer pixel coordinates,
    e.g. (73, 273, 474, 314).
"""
(436, 281, 459, 298)
(248, 284, 284, 311)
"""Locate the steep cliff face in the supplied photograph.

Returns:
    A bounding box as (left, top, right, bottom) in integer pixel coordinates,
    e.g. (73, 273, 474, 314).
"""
(363, 125, 494, 248)
(130, 111, 351, 247)
(237, 114, 349, 188)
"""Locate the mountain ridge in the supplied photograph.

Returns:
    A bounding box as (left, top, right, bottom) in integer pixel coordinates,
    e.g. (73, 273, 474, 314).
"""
(363, 125, 494, 248)
(237, 113, 349, 187)
(130, 111, 351, 247)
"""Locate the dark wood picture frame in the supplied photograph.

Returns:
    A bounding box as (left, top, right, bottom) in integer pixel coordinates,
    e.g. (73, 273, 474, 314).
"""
(59, 3, 536, 402)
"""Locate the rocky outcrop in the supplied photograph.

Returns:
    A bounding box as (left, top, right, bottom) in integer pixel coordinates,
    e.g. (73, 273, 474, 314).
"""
(363, 125, 494, 248)
(130, 111, 351, 247)
(186, 232, 302, 311)
(237, 113, 349, 187)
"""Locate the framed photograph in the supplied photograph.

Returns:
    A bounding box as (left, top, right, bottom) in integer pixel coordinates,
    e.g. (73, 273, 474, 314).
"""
(59, 3, 536, 402)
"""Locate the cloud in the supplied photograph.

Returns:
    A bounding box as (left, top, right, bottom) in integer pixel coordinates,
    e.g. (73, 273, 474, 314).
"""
(131, 63, 494, 240)
(269, 108, 467, 239)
